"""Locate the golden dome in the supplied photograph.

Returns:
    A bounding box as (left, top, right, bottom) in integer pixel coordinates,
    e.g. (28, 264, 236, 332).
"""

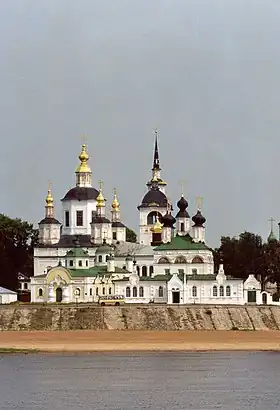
(151, 216, 163, 233)
(76, 143, 91, 173)
(96, 180, 105, 207)
(45, 187, 54, 207)
(111, 188, 120, 211)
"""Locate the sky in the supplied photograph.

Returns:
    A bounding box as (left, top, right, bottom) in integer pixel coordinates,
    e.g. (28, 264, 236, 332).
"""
(0, 0, 280, 247)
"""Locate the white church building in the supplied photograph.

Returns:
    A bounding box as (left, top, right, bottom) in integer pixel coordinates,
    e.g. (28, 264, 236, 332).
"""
(27, 136, 269, 306)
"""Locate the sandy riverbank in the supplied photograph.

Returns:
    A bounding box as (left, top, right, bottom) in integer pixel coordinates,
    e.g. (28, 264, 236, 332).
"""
(0, 330, 280, 352)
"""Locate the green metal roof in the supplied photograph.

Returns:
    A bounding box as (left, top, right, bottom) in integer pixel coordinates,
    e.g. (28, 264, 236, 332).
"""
(66, 248, 89, 258)
(69, 265, 129, 278)
(155, 234, 210, 251)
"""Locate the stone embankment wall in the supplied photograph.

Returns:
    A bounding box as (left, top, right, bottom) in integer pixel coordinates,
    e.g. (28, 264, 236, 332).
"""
(1, 305, 280, 331)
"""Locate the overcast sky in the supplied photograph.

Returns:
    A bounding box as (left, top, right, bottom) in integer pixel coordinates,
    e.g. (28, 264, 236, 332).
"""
(0, 0, 280, 247)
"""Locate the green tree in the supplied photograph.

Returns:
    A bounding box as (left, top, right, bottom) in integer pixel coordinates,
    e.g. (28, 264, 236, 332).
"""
(263, 238, 280, 292)
(126, 227, 137, 243)
(0, 214, 38, 290)
(217, 231, 265, 281)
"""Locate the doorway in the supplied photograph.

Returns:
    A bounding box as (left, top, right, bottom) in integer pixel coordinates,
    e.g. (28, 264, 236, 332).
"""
(247, 290, 256, 303)
(172, 291, 180, 304)
(56, 287, 63, 303)
(262, 293, 267, 305)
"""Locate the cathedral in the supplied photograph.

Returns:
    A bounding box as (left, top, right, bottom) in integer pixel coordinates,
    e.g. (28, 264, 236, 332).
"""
(27, 135, 268, 305)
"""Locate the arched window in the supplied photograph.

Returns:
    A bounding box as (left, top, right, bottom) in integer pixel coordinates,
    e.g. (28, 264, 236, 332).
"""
(109, 287, 112, 295)
(147, 211, 161, 225)
(226, 286, 231, 297)
(192, 286, 197, 297)
(126, 287, 131, 297)
(192, 268, 198, 275)
(142, 266, 147, 277)
(78, 260, 82, 267)
(75, 288, 81, 296)
(96, 287, 99, 296)
(149, 266, 154, 276)
(213, 286, 218, 297)
(24, 283, 28, 290)
(192, 256, 204, 264)
(158, 257, 170, 264)
(175, 256, 187, 264)
(159, 286, 164, 297)
(139, 287, 144, 297)
(102, 287, 105, 295)
(89, 288, 92, 296)
(98, 255, 102, 263)
(133, 286, 137, 297)
(136, 266, 140, 275)
(219, 286, 224, 297)
(106, 255, 109, 262)
(38, 288, 43, 297)
(180, 222, 184, 232)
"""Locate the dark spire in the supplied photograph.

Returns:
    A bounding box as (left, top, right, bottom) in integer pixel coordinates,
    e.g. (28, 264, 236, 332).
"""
(152, 129, 161, 171)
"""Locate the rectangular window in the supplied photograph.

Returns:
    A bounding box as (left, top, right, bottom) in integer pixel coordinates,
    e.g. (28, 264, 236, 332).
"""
(113, 232, 117, 240)
(65, 211, 70, 227)
(78, 260, 82, 267)
(178, 269, 184, 274)
(76, 210, 83, 226)
(69, 260, 73, 267)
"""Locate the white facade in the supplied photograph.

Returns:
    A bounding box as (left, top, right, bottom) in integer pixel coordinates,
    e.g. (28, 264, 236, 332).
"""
(0, 287, 17, 304)
(61, 199, 97, 236)
(31, 140, 276, 307)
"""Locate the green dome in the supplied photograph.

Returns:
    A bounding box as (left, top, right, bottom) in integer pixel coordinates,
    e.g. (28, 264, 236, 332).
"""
(268, 230, 277, 242)
(66, 248, 89, 258)
(96, 241, 113, 254)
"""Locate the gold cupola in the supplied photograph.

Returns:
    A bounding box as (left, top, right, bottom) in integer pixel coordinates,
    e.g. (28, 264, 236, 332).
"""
(151, 215, 163, 233)
(76, 143, 91, 174)
(45, 182, 54, 219)
(96, 180, 105, 208)
(45, 187, 54, 207)
(111, 188, 120, 211)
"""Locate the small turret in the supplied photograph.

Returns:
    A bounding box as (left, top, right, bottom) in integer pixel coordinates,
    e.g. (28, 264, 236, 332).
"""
(38, 183, 61, 245)
(91, 181, 112, 244)
(111, 188, 126, 242)
(175, 183, 190, 235)
(75, 143, 92, 187)
(192, 197, 206, 243)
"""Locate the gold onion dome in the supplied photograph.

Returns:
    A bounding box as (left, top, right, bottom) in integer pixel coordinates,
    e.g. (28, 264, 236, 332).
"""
(151, 216, 163, 233)
(76, 144, 91, 173)
(111, 188, 120, 210)
(45, 188, 54, 207)
(96, 180, 105, 207)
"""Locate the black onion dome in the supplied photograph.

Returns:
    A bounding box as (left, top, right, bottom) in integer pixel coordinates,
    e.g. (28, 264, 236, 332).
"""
(138, 184, 168, 209)
(38, 217, 61, 225)
(192, 210, 206, 226)
(62, 186, 99, 202)
(162, 212, 176, 228)
(177, 196, 188, 210)
(176, 195, 189, 218)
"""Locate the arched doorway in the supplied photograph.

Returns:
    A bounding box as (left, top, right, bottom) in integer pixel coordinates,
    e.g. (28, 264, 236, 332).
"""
(56, 287, 63, 303)
(262, 292, 267, 305)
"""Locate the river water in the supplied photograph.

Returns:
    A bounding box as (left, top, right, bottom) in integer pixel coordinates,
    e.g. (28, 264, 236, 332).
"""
(0, 351, 279, 409)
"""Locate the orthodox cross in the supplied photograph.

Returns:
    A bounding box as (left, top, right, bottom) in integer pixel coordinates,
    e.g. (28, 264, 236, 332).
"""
(269, 217, 275, 232)
(99, 179, 103, 191)
(197, 196, 203, 211)
(179, 180, 184, 197)
(81, 134, 88, 145)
